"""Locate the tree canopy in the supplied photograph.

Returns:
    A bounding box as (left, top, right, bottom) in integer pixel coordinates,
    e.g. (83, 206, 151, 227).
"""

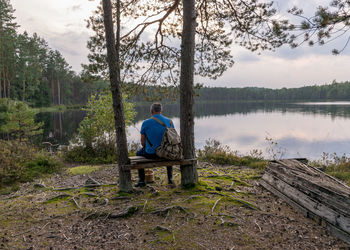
(83, 0, 291, 89)
(289, 0, 350, 54)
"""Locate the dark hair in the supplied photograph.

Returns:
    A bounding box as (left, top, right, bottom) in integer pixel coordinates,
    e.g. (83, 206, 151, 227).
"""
(151, 103, 162, 113)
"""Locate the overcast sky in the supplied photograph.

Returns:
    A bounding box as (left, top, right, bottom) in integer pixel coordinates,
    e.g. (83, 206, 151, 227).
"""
(11, 0, 350, 89)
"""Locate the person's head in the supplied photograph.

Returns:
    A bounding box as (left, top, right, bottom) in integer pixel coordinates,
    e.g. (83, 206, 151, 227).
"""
(150, 103, 162, 115)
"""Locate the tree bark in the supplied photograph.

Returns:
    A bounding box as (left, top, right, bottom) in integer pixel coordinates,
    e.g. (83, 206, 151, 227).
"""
(102, 0, 132, 192)
(57, 78, 61, 105)
(50, 72, 55, 105)
(22, 79, 25, 101)
(179, 0, 198, 187)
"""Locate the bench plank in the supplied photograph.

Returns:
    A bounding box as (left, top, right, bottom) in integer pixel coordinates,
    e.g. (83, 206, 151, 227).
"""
(124, 157, 197, 171)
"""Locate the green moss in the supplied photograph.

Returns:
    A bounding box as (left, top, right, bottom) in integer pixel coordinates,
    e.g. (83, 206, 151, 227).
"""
(67, 165, 100, 175)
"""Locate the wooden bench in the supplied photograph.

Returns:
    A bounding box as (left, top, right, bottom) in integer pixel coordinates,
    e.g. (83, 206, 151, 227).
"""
(124, 156, 197, 171)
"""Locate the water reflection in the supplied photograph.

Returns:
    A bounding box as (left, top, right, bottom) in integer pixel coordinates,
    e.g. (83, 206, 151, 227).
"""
(36, 110, 86, 145)
(37, 102, 350, 160)
(131, 102, 350, 160)
(134, 101, 350, 122)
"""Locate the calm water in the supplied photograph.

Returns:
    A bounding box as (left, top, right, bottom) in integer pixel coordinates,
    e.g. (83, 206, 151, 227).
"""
(38, 101, 350, 160)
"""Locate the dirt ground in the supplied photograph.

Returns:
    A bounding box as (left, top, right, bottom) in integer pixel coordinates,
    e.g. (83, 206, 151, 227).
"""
(0, 162, 348, 249)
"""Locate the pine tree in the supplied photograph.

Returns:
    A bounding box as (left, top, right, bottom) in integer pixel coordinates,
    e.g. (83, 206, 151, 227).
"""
(0, 0, 18, 99)
(289, 1, 350, 54)
(83, 0, 291, 88)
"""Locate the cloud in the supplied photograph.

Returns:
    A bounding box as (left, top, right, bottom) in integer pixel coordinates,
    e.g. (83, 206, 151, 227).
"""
(71, 5, 81, 12)
(47, 30, 92, 71)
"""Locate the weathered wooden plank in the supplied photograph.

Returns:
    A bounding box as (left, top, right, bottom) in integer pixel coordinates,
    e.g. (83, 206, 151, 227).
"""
(261, 178, 350, 244)
(269, 160, 350, 195)
(265, 167, 350, 215)
(268, 161, 350, 205)
(326, 221, 350, 245)
(262, 172, 350, 235)
(124, 158, 197, 171)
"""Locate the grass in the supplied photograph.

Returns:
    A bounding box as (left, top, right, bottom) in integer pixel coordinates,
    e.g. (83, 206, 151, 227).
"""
(312, 153, 350, 185)
(67, 165, 101, 175)
(197, 139, 267, 170)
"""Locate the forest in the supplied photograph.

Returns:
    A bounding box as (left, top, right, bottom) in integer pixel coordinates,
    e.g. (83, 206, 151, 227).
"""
(196, 81, 350, 102)
(1, 0, 350, 109)
(0, 1, 99, 107)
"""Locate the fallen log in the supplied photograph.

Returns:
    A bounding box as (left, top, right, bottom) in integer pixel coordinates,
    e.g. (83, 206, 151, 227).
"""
(261, 159, 350, 245)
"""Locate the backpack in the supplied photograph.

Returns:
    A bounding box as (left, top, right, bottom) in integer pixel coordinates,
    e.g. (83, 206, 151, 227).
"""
(148, 117, 183, 160)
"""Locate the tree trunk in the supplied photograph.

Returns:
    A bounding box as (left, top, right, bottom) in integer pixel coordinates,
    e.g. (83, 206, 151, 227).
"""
(57, 78, 61, 105)
(22, 79, 25, 101)
(102, 0, 132, 192)
(179, 0, 198, 187)
(7, 79, 10, 99)
(51, 72, 55, 105)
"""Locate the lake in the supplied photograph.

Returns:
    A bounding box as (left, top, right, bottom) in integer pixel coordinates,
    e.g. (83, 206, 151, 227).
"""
(38, 101, 350, 160)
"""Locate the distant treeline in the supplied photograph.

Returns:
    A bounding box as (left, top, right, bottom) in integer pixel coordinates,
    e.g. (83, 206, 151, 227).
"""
(131, 81, 350, 104)
(196, 81, 350, 102)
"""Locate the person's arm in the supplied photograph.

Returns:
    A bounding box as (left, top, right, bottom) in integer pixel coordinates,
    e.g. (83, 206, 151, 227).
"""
(141, 134, 146, 147)
(140, 122, 146, 148)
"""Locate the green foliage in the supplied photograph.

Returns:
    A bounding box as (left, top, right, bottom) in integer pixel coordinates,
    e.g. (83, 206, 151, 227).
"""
(194, 81, 350, 102)
(63, 91, 136, 163)
(312, 152, 350, 185)
(0, 98, 9, 129)
(83, 0, 290, 86)
(197, 139, 267, 169)
(0, 100, 43, 141)
(0, 140, 61, 186)
(22, 156, 61, 182)
(289, 2, 350, 54)
(0, 0, 96, 107)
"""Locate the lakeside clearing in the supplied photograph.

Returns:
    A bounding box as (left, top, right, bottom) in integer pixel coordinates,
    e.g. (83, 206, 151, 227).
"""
(0, 162, 347, 249)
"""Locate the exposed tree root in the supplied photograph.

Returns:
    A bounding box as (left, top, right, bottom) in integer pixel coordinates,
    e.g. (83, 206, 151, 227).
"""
(151, 205, 192, 216)
(209, 192, 260, 210)
(110, 196, 131, 200)
(152, 225, 172, 233)
(219, 216, 237, 227)
(71, 197, 81, 209)
(44, 194, 72, 203)
(212, 198, 222, 213)
(109, 205, 139, 219)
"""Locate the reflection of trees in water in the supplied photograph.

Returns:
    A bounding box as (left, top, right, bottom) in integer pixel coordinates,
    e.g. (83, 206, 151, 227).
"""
(134, 102, 350, 122)
(35, 102, 350, 145)
(36, 110, 86, 145)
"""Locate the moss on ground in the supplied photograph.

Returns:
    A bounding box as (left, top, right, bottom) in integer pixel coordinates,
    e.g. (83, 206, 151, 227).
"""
(67, 165, 101, 175)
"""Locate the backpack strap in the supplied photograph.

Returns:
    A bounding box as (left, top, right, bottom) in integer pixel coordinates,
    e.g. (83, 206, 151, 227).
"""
(151, 116, 172, 128)
(145, 134, 155, 148)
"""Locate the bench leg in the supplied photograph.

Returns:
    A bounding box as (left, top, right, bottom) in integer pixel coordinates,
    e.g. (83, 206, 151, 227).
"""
(167, 166, 173, 184)
(135, 169, 146, 187)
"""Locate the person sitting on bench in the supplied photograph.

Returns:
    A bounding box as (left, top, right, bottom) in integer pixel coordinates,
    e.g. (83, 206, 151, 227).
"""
(135, 103, 174, 187)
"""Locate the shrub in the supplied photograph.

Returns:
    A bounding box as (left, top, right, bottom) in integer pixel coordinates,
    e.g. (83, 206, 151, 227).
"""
(312, 153, 350, 185)
(0, 140, 61, 186)
(62, 91, 136, 164)
(197, 139, 267, 169)
(0, 99, 43, 141)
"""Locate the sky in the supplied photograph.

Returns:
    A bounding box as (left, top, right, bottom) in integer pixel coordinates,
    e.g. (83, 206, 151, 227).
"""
(10, 0, 350, 89)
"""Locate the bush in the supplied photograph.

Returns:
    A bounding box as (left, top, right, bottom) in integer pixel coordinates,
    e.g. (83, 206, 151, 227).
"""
(62, 91, 136, 163)
(0, 99, 43, 141)
(0, 140, 61, 186)
(197, 139, 267, 169)
(312, 153, 350, 185)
